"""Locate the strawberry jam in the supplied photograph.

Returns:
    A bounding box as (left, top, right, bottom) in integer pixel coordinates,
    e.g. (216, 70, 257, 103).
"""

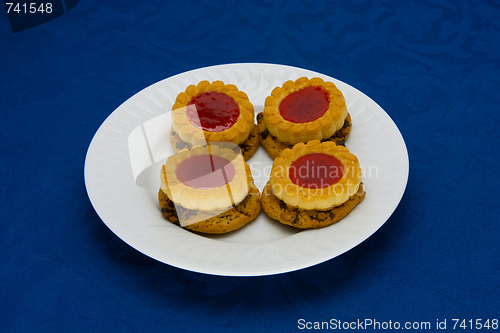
(279, 86, 330, 123)
(289, 153, 343, 189)
(176, 155, 235, 189)
(187, 92, 240, 132)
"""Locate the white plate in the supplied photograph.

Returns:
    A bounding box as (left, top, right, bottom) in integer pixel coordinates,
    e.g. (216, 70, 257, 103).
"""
(84, 63, 409, 276)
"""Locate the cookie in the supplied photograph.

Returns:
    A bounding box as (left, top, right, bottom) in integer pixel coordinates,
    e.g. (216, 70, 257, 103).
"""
(257, 112, 351, 159)
(263, 77, 348, 145)
(170, 125, 260, 161)
(261, 181, 365, 229)
(159, 183, 261, 234)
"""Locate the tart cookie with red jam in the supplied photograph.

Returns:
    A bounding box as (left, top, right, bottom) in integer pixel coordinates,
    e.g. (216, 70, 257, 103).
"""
(261, 140, 365, 229)
(258, 77, 351, 159)
(159, 145, 261, 234)
(170, 80, 259, 160)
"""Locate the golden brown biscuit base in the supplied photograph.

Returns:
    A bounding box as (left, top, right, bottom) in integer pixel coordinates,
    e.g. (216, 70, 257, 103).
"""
(261, 181, 365, 229)
(257, 112, 351, 159)
(158, 183, 261, 234)
(170, 124, 260, 161)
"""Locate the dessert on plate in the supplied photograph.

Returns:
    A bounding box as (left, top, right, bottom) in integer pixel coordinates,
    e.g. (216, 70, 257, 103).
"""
(159, 145, 261, 234)
(170, 80, 259, 160)
(261, 140, 365, 229)
(258, 77, 351, 159)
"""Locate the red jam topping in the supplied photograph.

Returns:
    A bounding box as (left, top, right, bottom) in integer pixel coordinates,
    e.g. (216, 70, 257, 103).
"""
(187, 92, 240, 132)
(175, 155, 235, 189)
(279, 86, 330, 123)
(289, 153, 343, 189)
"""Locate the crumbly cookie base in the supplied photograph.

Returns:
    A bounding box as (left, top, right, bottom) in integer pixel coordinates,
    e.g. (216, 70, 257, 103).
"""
(257, 112, 351, 159)
(170, 124, 260, 161)
(158, 183, 261, 234)
(261, 181, 365, 229)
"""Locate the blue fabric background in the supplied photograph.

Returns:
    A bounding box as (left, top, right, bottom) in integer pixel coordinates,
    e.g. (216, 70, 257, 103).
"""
(1, 1, 499, 332)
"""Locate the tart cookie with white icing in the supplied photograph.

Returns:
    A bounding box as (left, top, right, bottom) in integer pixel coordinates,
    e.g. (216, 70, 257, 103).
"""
(159, 145, 260, 234)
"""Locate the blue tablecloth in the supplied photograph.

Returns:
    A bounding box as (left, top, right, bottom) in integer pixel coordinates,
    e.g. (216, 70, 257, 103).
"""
(1, 1, 499, 332)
